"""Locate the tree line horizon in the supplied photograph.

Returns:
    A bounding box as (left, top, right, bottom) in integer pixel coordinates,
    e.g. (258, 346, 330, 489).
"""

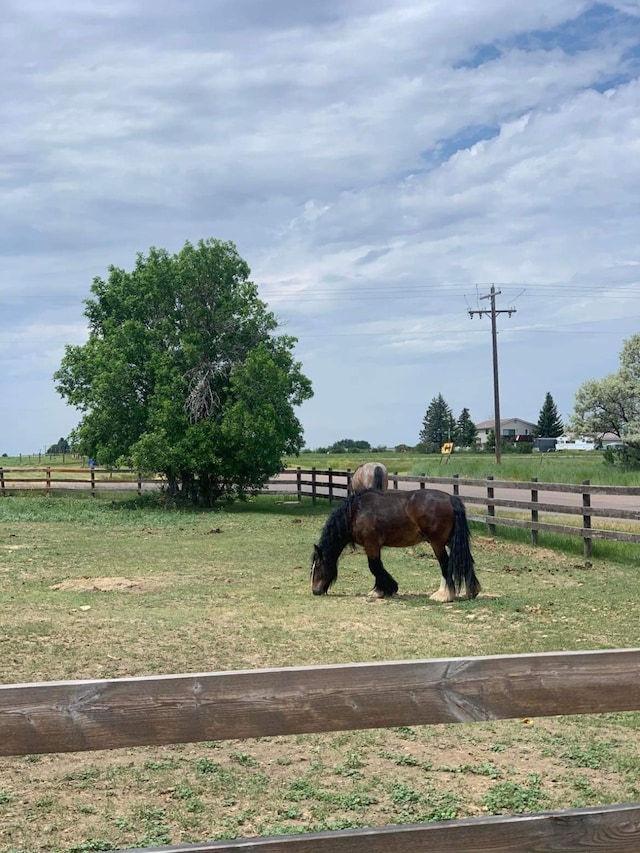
(302, 391, 563, 455)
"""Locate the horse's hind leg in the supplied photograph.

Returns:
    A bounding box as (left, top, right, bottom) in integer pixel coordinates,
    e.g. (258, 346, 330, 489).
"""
(429, 544, 456, 603)
(366, 554, 399, 599)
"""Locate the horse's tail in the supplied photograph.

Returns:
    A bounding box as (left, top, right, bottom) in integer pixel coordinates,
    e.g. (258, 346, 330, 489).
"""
(448, 495, 481, 598)
(373, 465, 385, 491)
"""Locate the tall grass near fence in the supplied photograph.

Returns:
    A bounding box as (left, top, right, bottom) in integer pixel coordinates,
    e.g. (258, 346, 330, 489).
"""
(288, 452, 639, 486)
(410, 453, 640, 486)
(466, 513, 639, 563)
(0, 493, 638, 851)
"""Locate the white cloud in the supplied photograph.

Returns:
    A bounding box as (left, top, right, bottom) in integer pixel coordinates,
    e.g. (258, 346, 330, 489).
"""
(1, 0, 640, 452)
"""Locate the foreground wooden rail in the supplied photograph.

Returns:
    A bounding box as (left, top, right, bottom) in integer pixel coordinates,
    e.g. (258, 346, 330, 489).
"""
(2, 650, 640, 851)
(118, 805, 640, 852)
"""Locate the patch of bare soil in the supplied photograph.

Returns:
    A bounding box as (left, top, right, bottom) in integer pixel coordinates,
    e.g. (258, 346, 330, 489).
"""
(1, 718, 637, 851)
(50, 576, 163, 593)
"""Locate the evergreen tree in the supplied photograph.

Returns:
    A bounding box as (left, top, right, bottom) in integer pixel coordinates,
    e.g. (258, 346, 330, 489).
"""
(536, 392, 564, 437)
(455, 408, 478, 448)
(419, 394, 455, 450)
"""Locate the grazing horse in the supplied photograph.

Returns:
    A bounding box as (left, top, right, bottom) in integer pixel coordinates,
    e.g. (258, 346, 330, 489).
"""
(311, 489, 480, 602)
(349, 462, 388, 495)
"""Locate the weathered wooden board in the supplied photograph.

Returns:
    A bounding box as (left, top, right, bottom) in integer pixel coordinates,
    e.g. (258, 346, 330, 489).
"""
(117, 803, 640, 852)
(2, 650, 639, 757)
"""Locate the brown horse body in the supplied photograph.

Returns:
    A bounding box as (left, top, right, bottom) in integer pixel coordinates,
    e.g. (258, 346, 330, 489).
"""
(349, 462, 388, 494)
(311, 489, 480, 602)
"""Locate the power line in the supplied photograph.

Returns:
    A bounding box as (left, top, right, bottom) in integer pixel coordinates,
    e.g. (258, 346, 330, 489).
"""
(261, 283, 640, 302)
(293, 326, 636, 339)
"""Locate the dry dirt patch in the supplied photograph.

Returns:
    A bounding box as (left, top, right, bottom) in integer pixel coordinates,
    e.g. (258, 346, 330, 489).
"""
(50, 576, 163, 593)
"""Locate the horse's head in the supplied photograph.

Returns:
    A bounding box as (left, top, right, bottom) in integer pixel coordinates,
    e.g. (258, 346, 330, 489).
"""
(311, 543, 337, 595)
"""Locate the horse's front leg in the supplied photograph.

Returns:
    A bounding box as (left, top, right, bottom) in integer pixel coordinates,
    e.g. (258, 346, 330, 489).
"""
(366, 551, 399, 598)
(429, 545, 456, 603)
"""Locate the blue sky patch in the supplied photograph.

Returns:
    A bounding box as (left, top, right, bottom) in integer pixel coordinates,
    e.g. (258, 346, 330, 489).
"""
(505, 4, 640, 56)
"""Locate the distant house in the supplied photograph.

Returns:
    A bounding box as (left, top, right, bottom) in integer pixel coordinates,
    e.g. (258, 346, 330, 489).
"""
(475, 418, 537, 448)
(600, 433, 624, 449)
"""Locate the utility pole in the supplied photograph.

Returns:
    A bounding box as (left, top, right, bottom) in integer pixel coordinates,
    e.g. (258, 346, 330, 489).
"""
(469, 285, 515, 464)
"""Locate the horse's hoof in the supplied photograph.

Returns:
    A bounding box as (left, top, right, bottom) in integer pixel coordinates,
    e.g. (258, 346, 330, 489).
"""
(367, 588, 386, 599)
(429, 589, 455, 603)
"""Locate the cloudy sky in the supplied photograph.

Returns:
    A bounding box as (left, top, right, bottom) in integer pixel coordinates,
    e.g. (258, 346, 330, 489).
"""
(2, 0, 640, 455)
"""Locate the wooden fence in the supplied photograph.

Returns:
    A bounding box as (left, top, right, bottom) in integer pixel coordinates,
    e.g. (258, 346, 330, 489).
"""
(2, 649, 639, 851)
(2, 466, 640, 558)
(264, 468, 640, 559)
(0, 467, 150, 496)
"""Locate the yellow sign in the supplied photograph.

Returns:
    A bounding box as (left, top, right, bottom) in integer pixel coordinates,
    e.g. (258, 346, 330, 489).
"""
(441, 442, 454, 455)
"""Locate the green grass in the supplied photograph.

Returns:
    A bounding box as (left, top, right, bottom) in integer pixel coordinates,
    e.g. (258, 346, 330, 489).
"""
(483, 775, 546, 814)
(286, 450, 640, 486)
(0, 493, 638, 851)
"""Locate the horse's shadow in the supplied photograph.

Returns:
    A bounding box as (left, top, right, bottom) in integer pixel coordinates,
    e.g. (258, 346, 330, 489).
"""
(363, 591, 496, 605)
(309, 588, 496, 607)
(374, 592, 451, 606)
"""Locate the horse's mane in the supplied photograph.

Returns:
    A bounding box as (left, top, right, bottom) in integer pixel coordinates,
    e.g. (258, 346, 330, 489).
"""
(317, 495, 358, 562)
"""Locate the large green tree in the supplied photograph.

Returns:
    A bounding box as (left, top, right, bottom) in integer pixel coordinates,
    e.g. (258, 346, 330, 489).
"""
(571, 334, 640, 466)
(536, 392, 564, 437)
(54, 239, 313, 503)
(419, 394, 455, 451)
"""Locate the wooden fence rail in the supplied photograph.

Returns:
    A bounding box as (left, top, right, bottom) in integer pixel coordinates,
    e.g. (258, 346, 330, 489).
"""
(0, 467, 151, 497)
(263, 468, 640, 557)
(2, 467, 640, 556)
(2, 649, 639, 852)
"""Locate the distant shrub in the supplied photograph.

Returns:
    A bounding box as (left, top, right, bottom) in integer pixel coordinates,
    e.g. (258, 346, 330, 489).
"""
(603, 445, 640, 470)
(515, 442, 533, 454)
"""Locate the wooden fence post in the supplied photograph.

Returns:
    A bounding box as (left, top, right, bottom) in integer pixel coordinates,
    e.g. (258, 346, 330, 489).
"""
(328, 468, 334, 503)
(582, 480, 592, 565)
(0, 467, 5, 497)
(46, 467, 51, 495)
(90, 467, 96, 497)
(137, 473, 142, 497)
(296, 467, 302, 502)
(487, 475, 496, 536)
(453, 474, 459, 497)
(311, 468, 317, 505)
(393, 471, 398, 489)
(531, 477, 539, 546)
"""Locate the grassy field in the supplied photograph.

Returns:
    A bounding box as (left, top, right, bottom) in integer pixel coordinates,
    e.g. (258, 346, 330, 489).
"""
(0, 492, 638, 852)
